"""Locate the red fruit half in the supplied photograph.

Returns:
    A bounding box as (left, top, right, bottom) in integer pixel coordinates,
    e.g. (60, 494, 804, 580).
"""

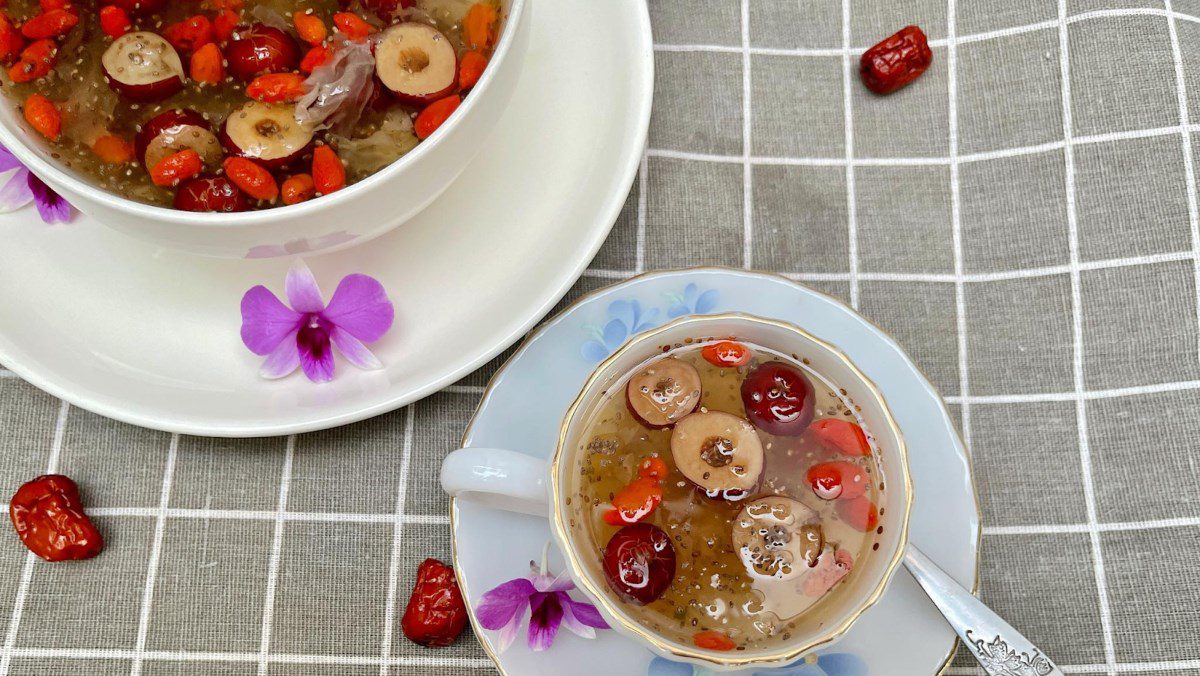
(173, 175, 252, 212)
(602, 523, 676, 605)
(101, 31, 186, 102)
(740, 361, 816, 436)
(224, 23, 300, 82)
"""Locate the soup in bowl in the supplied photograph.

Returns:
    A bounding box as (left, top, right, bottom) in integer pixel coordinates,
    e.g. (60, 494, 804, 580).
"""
(0, 0, 528, 257)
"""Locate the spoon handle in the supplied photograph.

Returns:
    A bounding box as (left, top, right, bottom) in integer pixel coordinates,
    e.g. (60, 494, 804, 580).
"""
(903, 545, 1064, 676)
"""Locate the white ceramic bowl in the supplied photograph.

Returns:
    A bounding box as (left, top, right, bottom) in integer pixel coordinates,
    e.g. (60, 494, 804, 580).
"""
(0, 0, 528, 259)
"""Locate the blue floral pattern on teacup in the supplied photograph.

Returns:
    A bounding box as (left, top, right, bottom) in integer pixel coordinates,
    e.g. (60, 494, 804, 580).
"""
(665, 283, 719, 318)
(581, 299, 661, 361)
(580, 285, 721, 362)
(646, 653, 867, 676)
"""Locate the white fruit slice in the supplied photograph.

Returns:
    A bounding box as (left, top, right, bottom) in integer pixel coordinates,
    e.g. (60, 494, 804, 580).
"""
(731, 496, 823, 581)
(625, 357, 702, 428)
(222, 102, 315, 167)
(374, 22, 458, 105)
(670, 411, 764, 500)
(101, 32, 186, 101)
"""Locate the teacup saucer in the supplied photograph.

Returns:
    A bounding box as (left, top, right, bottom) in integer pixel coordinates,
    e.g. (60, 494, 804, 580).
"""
(451, 267, 980, 675)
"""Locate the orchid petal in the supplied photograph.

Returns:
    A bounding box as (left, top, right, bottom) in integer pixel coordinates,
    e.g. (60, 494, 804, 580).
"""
(298, 331, 335, 382)
(322, 273, 394, 342)
(29, 174, 70, 224)
(0, 170, 33, 212)
(494, 610, 525, 653)
(259, 330, 301, 379)
(562, 596, 608, 629)
(240, 286, 303, 355)
(532, 570, 574, 593)
(285, 260, 326, 313)
(330, 327, 383, 370)
(527, 593, 563, 652)
(476, 578, 536, 630)
(556, 593, 606, 640)
(0, 144, 23, 173)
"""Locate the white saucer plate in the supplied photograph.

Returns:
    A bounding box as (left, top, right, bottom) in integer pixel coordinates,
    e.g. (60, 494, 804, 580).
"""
(452, 268, 980, 675)
(0, 0, 652, 437)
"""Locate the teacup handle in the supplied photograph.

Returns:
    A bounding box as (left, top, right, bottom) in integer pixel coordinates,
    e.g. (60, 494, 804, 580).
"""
(440, 448, 551, 517)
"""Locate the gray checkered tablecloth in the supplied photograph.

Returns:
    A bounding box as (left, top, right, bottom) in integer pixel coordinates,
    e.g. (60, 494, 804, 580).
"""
(4, 0, 1200, 674)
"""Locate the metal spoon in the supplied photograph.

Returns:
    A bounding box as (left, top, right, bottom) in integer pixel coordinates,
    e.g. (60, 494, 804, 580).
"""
(904, 545, 1064, 676)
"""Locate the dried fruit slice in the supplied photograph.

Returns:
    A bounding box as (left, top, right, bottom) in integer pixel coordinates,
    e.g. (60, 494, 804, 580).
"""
(375, 22, 458, 106)
(135, 108, 222, 170)
(741, 361, 816, 436)
(624, 357, 701, 429)
(731, 496, 823, 581)
(602, 523, 676, 605)
(101, 31, 186, 102)
(670, 411, 764, 501)
(221, 101, 314, 169)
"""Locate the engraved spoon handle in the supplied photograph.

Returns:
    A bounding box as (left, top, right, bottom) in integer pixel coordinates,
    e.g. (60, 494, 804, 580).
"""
(903, 545, 1064, 676)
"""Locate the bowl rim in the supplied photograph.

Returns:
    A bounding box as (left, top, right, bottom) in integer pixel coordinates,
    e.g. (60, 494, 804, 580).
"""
(548, 311, 915, 669)
(0, 0, 526, 228)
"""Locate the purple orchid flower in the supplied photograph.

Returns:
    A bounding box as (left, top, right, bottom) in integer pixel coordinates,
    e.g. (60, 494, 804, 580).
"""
(476, 544, 609, 653)
(0, 143, 72, 224)
(240, 260, 394, 382)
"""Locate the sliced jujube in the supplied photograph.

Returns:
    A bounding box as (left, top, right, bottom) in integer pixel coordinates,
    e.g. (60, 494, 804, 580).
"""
(101, 32, 185, 102)
(670, 411, 763, 501)
(624, 357, 701, 429)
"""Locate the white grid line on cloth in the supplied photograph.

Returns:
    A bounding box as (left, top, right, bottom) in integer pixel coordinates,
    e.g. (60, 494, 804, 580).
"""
(129, 433, 180, 676)
(1057, 1, 1119, 670)
(584, 249, 1198, 285)
(256, 434, 296, 675)
(654, 6, 1200, 58)
(378, 405, 416, 676)
(1162, 0, 1200, 370)
(985, 515, 1200, 536)
(945, 377, 1200, 403)
(947, 0, 971, 454)
(0, 506, 451, 524)
(840, 0, 858, 308)
(635, 151, 648, 274)
(0, 400, 69, 676)
(645, 121, 1200, 168)
(1, 647, 494, 669)
(740, 0, 753, 270)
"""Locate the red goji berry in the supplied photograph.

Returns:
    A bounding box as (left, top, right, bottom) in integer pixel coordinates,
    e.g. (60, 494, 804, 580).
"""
(213, 9, 239, 43)
(280, 173, 315, 204)
(223, 157, 278, 201)
(23, 93, 59, 140)
(163, 14, 214, 53)
(311, 144, 345, 194)
(809, 418, 871, 457)
(401, 559, 468, 647)
(0, 13, 25, 64)
(8, 38, 56, 82)
(150, 149, 203, 187)
(20, 8, 78, 40)
(299, 44, 331, 73)
(10, 475, 104, 562)
(292, 10, 326, 46)
(98, 5, 131, 39)
(693, 630, 737, 652)
(245, 72, 307, 103)
(860, 25, 932, 95)
(701, 340, 750, 368)
(414, 95, 461, 140)
(458, 49, 486, 90)
(332, 12, 375, 40)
